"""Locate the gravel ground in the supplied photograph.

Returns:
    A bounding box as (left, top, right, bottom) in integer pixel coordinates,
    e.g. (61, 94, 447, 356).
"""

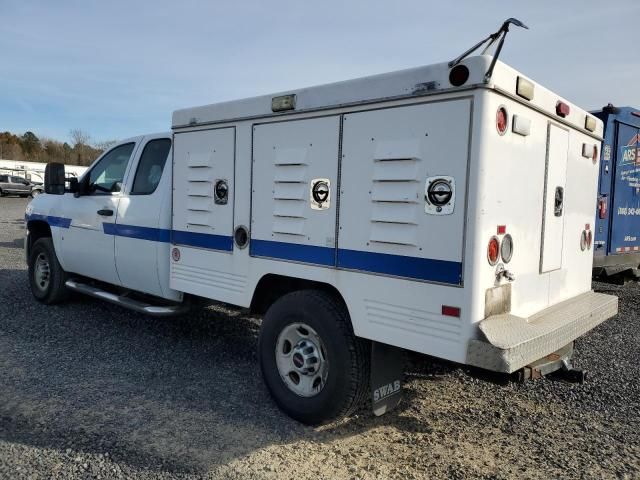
(0, 196, 638, 479)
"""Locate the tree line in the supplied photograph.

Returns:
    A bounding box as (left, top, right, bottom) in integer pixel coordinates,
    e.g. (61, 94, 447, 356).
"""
(0, 129, 117, 166)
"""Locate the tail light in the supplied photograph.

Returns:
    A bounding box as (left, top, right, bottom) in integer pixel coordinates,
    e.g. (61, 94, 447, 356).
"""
(599, 199, 607, 219)
(587, 230, 593, 250)
(487, 236, 500, 265)
(496, 107, 508, 135)
(580, 231, 588, 251)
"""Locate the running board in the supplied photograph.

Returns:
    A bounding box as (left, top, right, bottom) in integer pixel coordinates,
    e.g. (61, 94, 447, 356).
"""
(65, 280, 189, 317)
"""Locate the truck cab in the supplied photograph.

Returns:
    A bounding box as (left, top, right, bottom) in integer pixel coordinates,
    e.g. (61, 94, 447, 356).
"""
(25, 132, 180, 304)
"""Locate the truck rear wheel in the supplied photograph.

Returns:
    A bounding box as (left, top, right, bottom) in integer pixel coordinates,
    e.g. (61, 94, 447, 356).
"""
(258, 290, 370, 425)
(28, 237, 69, 304)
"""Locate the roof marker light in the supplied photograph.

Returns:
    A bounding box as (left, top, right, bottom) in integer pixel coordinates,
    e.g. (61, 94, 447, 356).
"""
(449, 64, 470, 87)
(585, 116, 596, 132)
(272, 94, 296, 112)
(516, 76, 534, 100)
(556, 101, 570, 118)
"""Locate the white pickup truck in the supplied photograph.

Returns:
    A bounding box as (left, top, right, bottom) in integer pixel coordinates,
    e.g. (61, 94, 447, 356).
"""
(25, 24, 618, 424)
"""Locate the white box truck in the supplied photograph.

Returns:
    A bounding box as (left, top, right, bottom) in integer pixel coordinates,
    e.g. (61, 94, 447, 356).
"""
(26, 21, 618, 424)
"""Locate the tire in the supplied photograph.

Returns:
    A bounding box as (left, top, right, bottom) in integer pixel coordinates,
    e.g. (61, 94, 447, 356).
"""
(258, 290, 370, 425)
(0, 189, 4, 197)
(28, 237, 69, 304)
(30, 189, 41, 198)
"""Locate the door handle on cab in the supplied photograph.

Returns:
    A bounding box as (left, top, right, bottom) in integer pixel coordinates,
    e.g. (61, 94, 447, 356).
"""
(97, 209, 114, 217)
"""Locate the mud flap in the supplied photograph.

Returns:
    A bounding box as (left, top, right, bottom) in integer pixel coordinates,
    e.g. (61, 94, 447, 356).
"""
(370, 341, 404, 416)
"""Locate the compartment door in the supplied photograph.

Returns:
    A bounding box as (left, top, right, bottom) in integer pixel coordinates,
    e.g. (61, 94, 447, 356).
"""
(338, 100, 470, 285)
(540, 124, 569, 273)
(251, 116, 340, 266)
(610, 122, 640, 254)
(172, 128, 235, 251)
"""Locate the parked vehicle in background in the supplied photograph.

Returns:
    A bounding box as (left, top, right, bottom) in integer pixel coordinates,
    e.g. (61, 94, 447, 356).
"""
(0, 174, 35, 197)
(592, 105, 640, 283)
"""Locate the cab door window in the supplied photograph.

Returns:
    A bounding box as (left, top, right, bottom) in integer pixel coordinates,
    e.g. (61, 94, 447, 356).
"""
(130, 139, 171, 195)
(87, 143, 135, 194)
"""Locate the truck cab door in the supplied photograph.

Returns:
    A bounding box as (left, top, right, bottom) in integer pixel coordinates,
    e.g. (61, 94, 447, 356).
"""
(58, 142, 137, 285)
(113, 135, 176, 299)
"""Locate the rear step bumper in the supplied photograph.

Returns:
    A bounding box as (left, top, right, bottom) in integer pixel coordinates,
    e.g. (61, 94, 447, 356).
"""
(65, 280, 189, 317)
(466, 291, 618, 373)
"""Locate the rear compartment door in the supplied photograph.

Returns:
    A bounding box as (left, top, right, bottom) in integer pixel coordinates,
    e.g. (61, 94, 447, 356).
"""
(610, 122, 640, 254)
(540, 124, 569, 273)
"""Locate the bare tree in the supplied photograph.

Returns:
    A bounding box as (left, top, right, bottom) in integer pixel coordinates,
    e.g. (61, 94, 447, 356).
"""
(69, 129, 91, 165)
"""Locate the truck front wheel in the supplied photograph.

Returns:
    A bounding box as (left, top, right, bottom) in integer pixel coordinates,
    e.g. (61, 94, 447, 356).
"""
(28, 237, 69, 304)
(258, 290, 370, 425)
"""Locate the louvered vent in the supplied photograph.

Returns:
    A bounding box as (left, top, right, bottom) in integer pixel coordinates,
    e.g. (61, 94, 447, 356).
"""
(272, 147, 308, 236)
(186, 152, 213, 227)
(370, 157, 420, 246)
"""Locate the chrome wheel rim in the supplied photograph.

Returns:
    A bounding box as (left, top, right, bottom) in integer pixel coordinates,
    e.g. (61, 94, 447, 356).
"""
(275, 323, 328, 397)
(34, 253, 51, 292)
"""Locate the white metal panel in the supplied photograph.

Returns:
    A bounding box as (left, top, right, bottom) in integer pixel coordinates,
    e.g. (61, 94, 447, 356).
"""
(338, 100, 470, 284)
(251, 116, 340, 265)
(173, 128, 235, 249)
(540, 124, 569, 273)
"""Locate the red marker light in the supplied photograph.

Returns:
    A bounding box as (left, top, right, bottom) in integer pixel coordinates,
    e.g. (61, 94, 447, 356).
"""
(497, 225, 507, 235)
(487, 236, 500, 265)
(442, 305, 461, 317)
(556, 101, 570, 118)
(599, 199, 607, 219)
(496, 107, 508, 135)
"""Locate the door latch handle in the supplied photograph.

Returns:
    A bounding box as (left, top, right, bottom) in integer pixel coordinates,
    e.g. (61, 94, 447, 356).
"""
(554, 186, 564, 217)
(97, 209, 114, 216)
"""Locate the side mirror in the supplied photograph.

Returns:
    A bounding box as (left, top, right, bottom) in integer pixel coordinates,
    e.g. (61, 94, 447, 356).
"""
(69, 177, 79, 194)
(44, 163, 65, 195)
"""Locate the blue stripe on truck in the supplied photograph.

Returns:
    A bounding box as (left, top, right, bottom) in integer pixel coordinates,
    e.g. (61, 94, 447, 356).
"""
(25, 213, 71, 228)
(102, 223, 171, 242)
(250, 239, 335, 266)
(26, 216, 462, 284)
(102, 224, 233, 252)
(337, 248, 462, 285)
(250, 239, 463, 285)
(171, 230, 233, 252)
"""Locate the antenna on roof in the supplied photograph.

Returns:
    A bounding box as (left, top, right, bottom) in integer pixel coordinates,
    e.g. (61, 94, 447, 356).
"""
(448, 18, 528, 82)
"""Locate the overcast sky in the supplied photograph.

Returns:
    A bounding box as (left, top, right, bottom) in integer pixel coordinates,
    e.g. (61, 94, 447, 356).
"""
(2, 1, 639, 144)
